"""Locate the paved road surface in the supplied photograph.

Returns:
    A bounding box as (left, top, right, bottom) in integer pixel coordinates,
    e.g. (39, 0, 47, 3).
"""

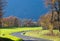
(11, 31, 52, 41)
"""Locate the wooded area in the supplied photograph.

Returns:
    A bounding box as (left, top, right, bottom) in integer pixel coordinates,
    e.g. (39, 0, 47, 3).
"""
(38, 0, 60, 35)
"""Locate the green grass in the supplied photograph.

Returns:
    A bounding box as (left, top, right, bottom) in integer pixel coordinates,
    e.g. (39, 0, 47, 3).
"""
(0, 27, 42, 41)
(25, 30, 60, 41)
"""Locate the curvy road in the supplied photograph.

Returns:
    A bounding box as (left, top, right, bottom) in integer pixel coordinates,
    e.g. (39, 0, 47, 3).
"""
(11, 31, 52, 41)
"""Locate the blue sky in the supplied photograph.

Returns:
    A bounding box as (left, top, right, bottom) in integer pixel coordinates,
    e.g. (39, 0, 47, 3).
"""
(4, 0, 48, 21)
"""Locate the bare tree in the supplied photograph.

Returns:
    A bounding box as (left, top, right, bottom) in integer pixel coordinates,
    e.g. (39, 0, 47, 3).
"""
(0, 0, 7, 27)
(14, 17, 19, 27)
(44, 0, 60, 35)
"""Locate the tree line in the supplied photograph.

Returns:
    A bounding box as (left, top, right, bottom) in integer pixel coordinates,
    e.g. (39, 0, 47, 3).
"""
(2, 16, 38, 27)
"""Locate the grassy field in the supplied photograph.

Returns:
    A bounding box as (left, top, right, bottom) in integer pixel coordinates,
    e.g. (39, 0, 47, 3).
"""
(0, 27, 42, 41)
(25, 30, 60, 41)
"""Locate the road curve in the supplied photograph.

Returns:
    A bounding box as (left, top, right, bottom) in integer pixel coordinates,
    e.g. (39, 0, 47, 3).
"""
(11, 31, 52, 41)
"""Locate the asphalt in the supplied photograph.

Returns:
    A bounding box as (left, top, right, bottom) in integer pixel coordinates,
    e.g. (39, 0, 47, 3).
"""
(11, 31, 52, 41)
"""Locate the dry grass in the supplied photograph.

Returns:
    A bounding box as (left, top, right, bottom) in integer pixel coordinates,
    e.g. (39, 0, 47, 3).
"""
(25, 30, 60, 41)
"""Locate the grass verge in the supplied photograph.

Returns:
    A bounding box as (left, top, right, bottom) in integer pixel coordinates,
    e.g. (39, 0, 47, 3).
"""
(25, 30, 60, 41)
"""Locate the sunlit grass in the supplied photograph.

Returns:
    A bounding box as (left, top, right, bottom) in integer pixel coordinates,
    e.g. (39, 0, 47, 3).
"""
(0, 27, 41, 41)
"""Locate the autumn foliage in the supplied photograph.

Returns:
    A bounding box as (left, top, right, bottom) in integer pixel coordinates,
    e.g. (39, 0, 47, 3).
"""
(38, 12, 60, 34)
(2, 16, 20, 27)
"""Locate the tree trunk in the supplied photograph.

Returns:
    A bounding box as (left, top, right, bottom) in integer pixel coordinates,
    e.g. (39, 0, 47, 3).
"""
(0, 18, 2, 27)
(56, 0, 60, 32)
(48, 23, 54, 35)
(59, 27, 60, 32)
